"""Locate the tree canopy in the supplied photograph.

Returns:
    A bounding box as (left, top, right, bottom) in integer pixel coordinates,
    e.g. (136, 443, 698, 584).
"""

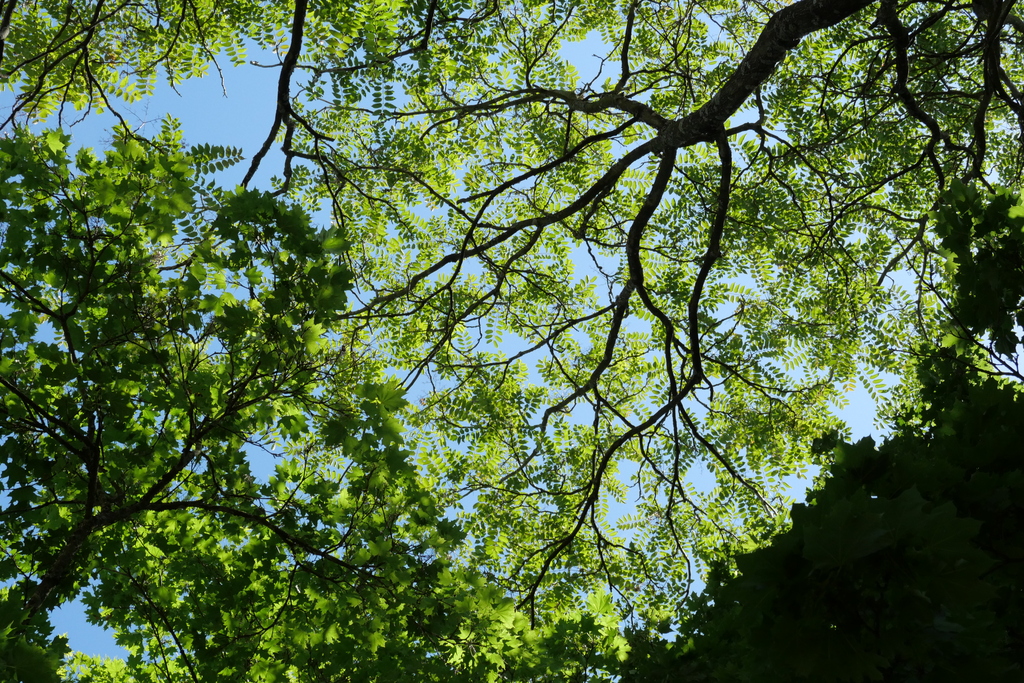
(623, 181, 1024, 682)
(1, 0, 1023, 680)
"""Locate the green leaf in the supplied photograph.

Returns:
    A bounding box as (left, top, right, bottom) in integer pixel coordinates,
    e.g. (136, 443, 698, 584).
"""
(43, 130, 67, 153)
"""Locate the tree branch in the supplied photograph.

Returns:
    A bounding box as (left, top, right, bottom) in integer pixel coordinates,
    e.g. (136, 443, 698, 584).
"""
(662, 0, 877, 148)
(242, 0, 309, 187)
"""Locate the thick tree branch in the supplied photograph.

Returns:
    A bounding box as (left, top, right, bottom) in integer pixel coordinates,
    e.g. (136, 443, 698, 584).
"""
(242, 0, 309, 187)
(22, 508, 125, 616)
(0, 0, 17, 63)
(685, 131, 732, 389)
(662, 0, 877, 148)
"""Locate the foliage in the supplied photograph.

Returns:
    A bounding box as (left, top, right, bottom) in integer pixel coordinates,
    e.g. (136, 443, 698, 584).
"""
(0, 126, 636, 682)
(934, 180, 1024, 357)
(619, 184, 1024, 682)
(0, 0, 294, 122)
(0, 128, 450, 681)
(261, 0, 1024, 619)
(626, 379, 1024, 682)
(2, 0, 1024, 679)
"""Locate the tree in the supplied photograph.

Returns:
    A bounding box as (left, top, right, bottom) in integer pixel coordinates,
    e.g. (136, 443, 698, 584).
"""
(0, 127, 462, 681)
(2, 0, 1023, 678)
(622, 371, 1024, 682)
(0, 126, 631, 683)
(619, 181, 1024, 682)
